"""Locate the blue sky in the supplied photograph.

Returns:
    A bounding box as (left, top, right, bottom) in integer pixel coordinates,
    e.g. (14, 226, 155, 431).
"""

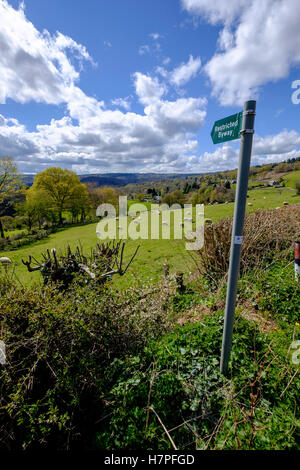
(1, 0, 300, 174)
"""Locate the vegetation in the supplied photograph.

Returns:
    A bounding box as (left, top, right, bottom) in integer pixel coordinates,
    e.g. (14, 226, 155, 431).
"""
(0, 157, 22, 239)
(194, 206, 300, 285)
(0, 156, 300, 450)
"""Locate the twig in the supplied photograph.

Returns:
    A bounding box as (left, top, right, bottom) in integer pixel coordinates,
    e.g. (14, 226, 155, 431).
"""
(148, 406, 178, 450)
(279, 370, 298, 398)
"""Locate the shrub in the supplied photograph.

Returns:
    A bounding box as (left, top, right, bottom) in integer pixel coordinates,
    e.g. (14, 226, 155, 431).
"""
(193, 205, 300, 285)
(95, 314, 300, 450)
(0, 277, 176, 450)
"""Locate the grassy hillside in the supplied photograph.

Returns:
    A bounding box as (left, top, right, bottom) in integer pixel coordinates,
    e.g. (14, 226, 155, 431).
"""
(2, 186, 300, 287)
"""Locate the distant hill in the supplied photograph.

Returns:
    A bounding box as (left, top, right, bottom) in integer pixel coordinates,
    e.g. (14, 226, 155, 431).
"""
(21, 158, 300, 189)
(22, 172, 203, 188)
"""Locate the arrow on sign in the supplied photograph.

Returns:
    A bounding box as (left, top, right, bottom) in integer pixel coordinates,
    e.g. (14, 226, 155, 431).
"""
(211, 112, 243, 144)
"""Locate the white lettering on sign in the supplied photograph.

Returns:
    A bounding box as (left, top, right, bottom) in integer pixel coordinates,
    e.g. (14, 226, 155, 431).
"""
(218, 129, 234, 139)
(234, 236, 243, 245)
(215, 119, 239, 133)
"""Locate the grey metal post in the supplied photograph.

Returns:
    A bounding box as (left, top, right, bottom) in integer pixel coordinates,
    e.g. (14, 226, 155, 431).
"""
(220, 100, 256, 375)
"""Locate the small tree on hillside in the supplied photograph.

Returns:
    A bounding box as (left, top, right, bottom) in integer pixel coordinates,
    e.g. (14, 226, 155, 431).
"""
(68, 183, 90, 222)
(32, 167, 83, 224)
(0, 157, 21, 238)
(24, 187, 52, 230)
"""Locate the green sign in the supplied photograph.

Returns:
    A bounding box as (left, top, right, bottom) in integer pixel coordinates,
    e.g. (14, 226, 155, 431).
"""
(211, 112, 243, 144)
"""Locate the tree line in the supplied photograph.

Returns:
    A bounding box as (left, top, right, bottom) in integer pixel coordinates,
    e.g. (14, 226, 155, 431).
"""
(0, 157, 120, 238)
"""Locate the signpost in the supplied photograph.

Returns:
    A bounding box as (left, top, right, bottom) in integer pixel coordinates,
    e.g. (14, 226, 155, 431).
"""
(211, 101, 256, 375)
(210, 112, 243, 144)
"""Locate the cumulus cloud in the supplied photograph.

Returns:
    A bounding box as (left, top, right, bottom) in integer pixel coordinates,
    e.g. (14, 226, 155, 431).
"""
(182, 0, 300, 105)
(181, 0, 247, 24)
(0, 70, 207, 173)
(169, 55, 201, 87)
(0, 1, 209, 173)
(178, 129, 300, 174)
(134, 72, 167, 105)
(0, 0, 94, 105)
(2, 0, 297, 175)
(253, 130, 300, 156)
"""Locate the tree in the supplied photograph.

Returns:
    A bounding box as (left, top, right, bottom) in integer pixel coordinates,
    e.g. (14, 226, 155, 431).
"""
(0, 157, 21, 238)
(296, 181, 300, 195)
(68, 183, 90, 222)
(136, 193, 144, 202)
(24, 187, 52, 230)
(85, 183, 118, 212)
(162, 190, 185, 207)
(32, 168, 83, 224)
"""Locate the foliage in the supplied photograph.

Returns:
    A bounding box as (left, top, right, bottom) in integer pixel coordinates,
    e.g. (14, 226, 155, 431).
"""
(85, 183, 119, 210)
(0, 229, 52, 251)
(162, 190, 186, 207)
(31, 167, 87, 224)
(0, 157, 22, 238)
(194, 205, 300, 285)
(246, 262, 300, 325)
(0, 276, 176, 450)
(24, 187, 53, 229)
(95, 314, 300, 450)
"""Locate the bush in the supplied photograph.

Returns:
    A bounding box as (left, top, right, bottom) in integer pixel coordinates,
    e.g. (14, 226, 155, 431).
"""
(0, 278, 176, 450)
(95, 314, 300, 450)
(193, 205, 300, 285)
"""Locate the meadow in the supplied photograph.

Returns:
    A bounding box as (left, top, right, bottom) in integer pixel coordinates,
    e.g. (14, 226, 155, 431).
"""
(2, 185, 300, 287)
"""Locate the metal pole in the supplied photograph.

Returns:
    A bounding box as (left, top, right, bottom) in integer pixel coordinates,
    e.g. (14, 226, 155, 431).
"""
(220, 100, 256, 375)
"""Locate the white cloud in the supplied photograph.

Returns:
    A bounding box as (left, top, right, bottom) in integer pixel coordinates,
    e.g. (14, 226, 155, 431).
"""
(181, 0, 247, 24)
(134, 72, 167, 105)
(149, 33, 162, 40)
(0, 0, 94, 105)
(111, 97, 131, 111)
(138, 44, 150, 55)
(104, 40, 112, 48)
(144, 97, 207, 137)
(253, 130, 300, 156)
(170, 55, 201, 87)
(0, 0, 208, 174)
(182, 0, 300, 105)
(2, 106, 300, 173)
(8, 0, 300, 175)
(0, 68, 207, 173)
(190, 145, 239, 173)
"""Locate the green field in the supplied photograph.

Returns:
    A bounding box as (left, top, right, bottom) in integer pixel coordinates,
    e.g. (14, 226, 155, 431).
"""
(282, 170, 300, 188)
(2, 186, 300, 286)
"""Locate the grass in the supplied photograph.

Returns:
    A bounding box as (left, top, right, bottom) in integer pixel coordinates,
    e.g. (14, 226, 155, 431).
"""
(282, 170, 300, 188)
(1, 187, 300, 287)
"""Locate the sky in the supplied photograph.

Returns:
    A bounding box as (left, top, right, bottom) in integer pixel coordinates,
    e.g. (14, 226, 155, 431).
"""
(0, 0, 300, 175)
